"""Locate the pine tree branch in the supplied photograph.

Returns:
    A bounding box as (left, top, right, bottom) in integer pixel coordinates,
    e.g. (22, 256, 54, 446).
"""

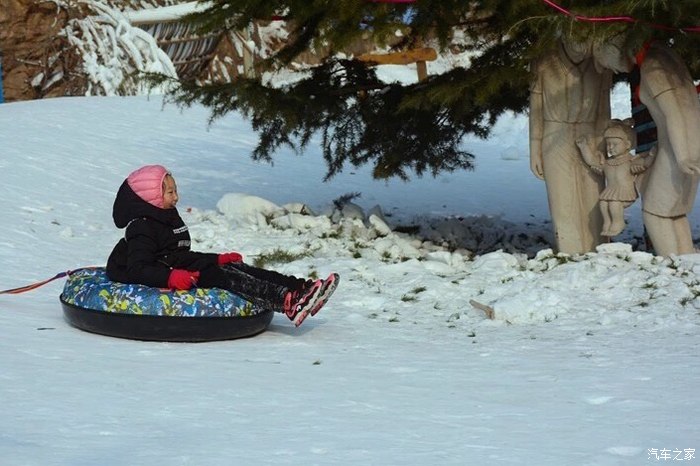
(158, 0, 700, 179)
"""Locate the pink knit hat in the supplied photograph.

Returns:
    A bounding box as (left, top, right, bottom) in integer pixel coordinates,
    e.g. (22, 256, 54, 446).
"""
(127, 165, 170, 208)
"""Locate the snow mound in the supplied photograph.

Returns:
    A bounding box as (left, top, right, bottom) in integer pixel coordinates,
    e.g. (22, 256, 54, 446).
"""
(216, 193, 283, 227)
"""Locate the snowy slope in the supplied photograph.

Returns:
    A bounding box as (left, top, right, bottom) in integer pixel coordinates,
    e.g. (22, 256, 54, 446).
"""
(0, 96, 698, 466)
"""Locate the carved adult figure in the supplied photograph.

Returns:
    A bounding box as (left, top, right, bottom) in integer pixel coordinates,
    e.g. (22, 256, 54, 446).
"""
(529, 38, 612, 254)
(594, 37, 700, 256)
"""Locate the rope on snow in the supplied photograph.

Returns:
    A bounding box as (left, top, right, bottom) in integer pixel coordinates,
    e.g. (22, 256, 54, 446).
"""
(0, 267, 99, 295)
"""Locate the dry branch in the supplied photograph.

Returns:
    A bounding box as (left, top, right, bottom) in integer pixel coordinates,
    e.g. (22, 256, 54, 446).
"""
(469, 299, 495, 320)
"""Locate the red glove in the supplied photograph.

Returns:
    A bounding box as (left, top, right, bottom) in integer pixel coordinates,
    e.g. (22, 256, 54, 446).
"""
(167, 269, 200, 290)
(218, 252, 243, 265)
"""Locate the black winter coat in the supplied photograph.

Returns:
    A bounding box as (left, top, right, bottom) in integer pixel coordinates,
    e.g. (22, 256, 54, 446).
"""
(106, 180, 218, 287)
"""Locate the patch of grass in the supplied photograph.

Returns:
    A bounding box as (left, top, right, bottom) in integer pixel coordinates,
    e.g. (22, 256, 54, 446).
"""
(262, 212, 276, 224)
(401, 285, 427, 302)
(320, 229, 342, 239)
(252, 248, 311, 268)
(350, 241, 366, 259)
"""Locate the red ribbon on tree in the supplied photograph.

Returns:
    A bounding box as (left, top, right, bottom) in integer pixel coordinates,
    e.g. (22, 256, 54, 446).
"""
(542, 0, 700, 32)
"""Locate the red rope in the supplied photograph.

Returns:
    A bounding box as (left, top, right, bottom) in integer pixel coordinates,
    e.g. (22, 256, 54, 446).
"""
(542, 0, 700, 32)
(542, 0, 634, 23)
(367, 0, 700, 32)
(0, 267, 99, 295)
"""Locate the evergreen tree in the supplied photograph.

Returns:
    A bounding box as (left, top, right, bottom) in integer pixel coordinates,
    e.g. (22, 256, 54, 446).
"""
(158, 0, 700, 179)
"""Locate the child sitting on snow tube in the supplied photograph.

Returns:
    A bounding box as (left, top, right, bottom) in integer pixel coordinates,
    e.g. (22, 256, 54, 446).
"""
(106, 164, 339, 327)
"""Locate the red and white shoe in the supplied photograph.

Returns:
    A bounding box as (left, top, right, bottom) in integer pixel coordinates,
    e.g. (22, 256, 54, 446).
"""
(293, 273, 341, 327)
(310, 273, 340, 317)
(283, 280, 323, 325)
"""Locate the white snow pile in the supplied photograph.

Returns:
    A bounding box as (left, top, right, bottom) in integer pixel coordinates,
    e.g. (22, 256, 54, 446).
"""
(187, 192, 700, 327)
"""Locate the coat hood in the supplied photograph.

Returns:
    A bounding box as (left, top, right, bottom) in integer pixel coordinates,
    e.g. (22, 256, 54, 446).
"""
(112, 179, 180, 228)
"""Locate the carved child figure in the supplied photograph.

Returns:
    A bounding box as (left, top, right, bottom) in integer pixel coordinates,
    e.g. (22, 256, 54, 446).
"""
(576, 118, 655, 237)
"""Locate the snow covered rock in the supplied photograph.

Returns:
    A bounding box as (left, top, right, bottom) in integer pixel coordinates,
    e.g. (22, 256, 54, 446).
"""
(271, 213, 331, 231)
(340, 202, 365, 221)
(216, 193, 282, 226)
(282, 202, 316, 216)
(471, 250, 521, 272)
(368, 214, 392, 237)
(425, 250, 466, 268)
(596, 242, 633, 255)
(372, 236, 421, 260)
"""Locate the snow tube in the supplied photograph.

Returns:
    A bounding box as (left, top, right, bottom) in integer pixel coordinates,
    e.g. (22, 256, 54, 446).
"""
(59, 267, 273, 342)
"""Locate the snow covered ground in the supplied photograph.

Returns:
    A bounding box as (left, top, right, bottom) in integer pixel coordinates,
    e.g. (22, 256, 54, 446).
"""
(0, 95, 699, 466)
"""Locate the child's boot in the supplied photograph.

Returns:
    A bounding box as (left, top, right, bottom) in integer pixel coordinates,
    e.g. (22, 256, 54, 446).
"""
(283, 279, 323, 326)
(310, 273, 340, 316)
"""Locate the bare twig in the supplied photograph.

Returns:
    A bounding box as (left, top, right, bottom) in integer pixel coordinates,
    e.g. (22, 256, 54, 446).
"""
(469, 299, 495, 320)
